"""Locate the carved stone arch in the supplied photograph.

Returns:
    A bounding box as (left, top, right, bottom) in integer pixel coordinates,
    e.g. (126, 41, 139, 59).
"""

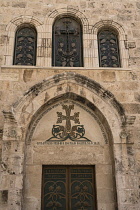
(45, 7, 89, 31)
(93, 20, 126, 40)
(12, 72, 126, 144)
(6, 15, 43, 34)
(93, 20, 129, 68)
(4, 16, 43, 65)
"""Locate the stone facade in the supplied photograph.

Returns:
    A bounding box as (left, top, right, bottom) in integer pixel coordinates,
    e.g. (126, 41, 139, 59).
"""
(0, 0, 140, 210)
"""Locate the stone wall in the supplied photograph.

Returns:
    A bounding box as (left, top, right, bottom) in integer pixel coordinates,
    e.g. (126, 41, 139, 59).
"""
(0, 0, 140, 210)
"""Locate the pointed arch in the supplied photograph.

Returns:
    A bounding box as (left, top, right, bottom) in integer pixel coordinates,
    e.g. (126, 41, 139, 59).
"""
(11, 72, 126, 145)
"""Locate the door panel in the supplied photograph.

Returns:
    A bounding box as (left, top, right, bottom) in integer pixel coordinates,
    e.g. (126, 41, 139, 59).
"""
(42, 166, 96, 210)
(70, 167, 95, 210)
(42, 167, 67, 210)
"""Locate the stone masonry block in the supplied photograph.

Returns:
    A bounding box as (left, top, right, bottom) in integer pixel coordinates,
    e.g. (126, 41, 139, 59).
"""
(0, 190, 8, 204)
(101, 71, 116, 82)
(123, 104, 140, 114)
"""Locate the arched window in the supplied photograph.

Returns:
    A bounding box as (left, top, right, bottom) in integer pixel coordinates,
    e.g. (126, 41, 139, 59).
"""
(98, 29, 121, 67)
(13, 25, 37, 65)
(52, 16, 83, 67)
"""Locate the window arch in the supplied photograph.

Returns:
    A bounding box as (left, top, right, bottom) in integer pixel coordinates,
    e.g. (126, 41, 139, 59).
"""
(98, 28, 121, 68)
(13, 25, 37, 66)
(52, 16, 83, 67)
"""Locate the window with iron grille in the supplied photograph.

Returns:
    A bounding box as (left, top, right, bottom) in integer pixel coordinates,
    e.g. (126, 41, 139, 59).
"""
(98, 29, 121, 68)
(13, 25, 37, 66)
(52, 17, 83, 67)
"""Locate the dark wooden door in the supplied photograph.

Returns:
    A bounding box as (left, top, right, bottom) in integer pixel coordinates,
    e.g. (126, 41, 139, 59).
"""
(42, 166, 97, 210)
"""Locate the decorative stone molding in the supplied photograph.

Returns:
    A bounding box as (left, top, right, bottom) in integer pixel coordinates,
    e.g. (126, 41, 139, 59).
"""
(3, 111, 16, 123)
(125, 41, 136, 49)
(93, 20, 126, 39)
(13, 72, 125, 121)
(6, 15, 43, 33)
(45, 7, 89, 27)
(125, 116, 136, 125)
(120, 130, 129, 143)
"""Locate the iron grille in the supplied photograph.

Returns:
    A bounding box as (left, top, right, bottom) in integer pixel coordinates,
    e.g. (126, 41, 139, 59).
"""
(52, 17, 83, 67)
(98, 29, 121, 67)
(13, 26, 37, 65)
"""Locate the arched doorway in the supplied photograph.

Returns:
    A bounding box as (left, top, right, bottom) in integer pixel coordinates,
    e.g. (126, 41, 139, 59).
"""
(2, 73, 127, 210)
(24, 93, 117, 210)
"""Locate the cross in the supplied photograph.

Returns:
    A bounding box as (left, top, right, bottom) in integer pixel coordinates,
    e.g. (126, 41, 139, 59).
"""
(61, 20, 76, 35)
(56, 105, 80, 134)
(60, 19, 78, 54)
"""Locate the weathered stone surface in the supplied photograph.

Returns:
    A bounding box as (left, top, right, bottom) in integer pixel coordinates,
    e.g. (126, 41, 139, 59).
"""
(134, 93, 140, 102)
(12, 2, 26, 8)
(127, 42, 136, 49)
(101, 71, 116, 82)
(0, 190, 8, 204)
(23, 70, 33, 82)
(136, 2, 140, 9)
(0, 73, 19, 81)
(0, 1, 140, 210)
(123, 104, 140, 114)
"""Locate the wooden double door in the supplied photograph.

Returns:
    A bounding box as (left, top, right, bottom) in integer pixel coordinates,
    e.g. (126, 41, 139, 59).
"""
(42, 166, 97, 210)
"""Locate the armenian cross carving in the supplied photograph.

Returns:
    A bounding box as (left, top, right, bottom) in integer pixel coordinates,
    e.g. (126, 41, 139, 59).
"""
(46, 104, 91, 142)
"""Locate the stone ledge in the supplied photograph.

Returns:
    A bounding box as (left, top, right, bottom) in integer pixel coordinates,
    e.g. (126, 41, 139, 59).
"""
(1, 65, 132, 71)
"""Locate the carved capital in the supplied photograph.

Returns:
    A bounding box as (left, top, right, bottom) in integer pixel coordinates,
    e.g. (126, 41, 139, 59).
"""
(2, 111, 16, 123)
(125, 116, 136, 126)
(120, 130, 128, 140)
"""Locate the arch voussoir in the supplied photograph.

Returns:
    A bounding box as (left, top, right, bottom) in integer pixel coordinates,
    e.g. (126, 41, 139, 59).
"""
(10, 72, 126, 145)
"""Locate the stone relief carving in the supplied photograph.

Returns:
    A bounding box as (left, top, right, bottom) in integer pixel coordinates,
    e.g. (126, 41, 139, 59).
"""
(46, 104, 91, 142)
(26, 100, 108, 145)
